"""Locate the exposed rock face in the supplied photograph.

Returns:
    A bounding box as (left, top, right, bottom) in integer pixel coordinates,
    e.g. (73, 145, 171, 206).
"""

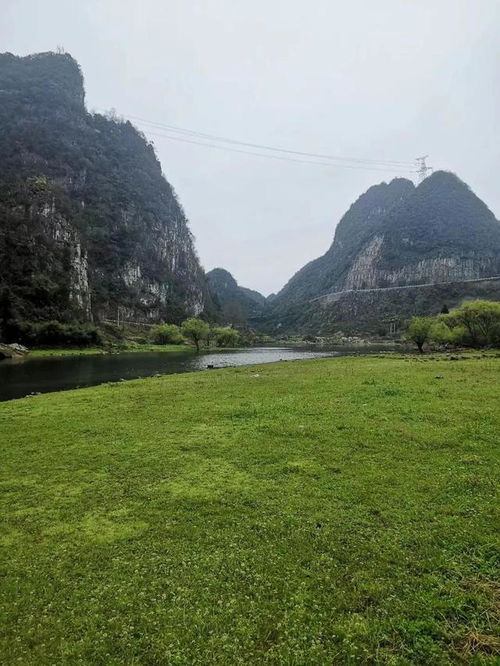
(37, 197, 92, 317)
(206, 268, 267, 326)
(265, 171, 500, 333)
(0, 343, 28, 359)
(343, 235, 384, 290)
(270, 178, 415, 310)
(0, 51, 211, 333)
(343, 244, 495, 291)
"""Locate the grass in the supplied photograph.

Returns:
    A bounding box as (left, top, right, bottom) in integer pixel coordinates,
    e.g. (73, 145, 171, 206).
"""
(29, 343, 192, 357)
(1, 355, 499, 664)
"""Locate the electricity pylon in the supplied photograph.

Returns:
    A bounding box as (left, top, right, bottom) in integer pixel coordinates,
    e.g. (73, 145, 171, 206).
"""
(415, 155, 432, 182)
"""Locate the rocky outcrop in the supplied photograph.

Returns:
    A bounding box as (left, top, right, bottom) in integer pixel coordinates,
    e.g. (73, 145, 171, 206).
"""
(0, 51, 211, 333)
(344, 246, 496, 291)
(37, 197, 92, 317)
(0, 343, 28, 359)
(343, 235, 384, 290)
(263, 171, 500, 334)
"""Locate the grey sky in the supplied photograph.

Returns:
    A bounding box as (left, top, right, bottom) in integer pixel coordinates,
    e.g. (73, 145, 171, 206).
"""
(2, 0, 499, 295)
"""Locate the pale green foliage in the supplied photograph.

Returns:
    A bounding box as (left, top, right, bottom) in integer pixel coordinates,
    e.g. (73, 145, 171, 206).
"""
(406, 300, 500, 351)
(181, 318, 210, 351)
(150, 323, 185, 345)
(429, 320, 454, 345)
(405, 316, 434, 352)
(213, 327, 241, 348)
(440, 300, 500, 347)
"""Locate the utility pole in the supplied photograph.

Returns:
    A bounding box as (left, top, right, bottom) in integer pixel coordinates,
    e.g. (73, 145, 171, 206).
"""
(415, 156, 432, 183)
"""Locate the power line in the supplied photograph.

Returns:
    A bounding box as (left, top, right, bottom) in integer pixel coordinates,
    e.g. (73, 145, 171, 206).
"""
(127, 113, 415, 168)
(144, 129, 416, 173)
(95, 107, 416, 172)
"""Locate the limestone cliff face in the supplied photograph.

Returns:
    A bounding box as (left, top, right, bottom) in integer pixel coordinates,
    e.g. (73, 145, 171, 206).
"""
(264, 171, 500, 333)
(37, 197, 91, 317)
(328, 171, 500, 294)
(343, 240, 496, 291)
(0, 52, 210, 328)
(343, 235, 384, 290)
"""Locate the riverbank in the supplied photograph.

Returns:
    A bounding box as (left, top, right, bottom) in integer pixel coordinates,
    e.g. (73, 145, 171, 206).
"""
(28, 343, 193, 357)
(1, 355, 499, 663)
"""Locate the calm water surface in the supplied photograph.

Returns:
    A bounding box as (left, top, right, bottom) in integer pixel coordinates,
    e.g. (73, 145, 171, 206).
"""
(0, 347, 354, 402)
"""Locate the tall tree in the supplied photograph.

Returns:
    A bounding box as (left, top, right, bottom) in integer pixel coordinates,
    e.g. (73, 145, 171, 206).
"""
(182, 318, 210, 352)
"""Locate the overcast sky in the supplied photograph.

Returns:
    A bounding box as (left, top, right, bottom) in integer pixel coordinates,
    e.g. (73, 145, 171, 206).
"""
(2, 1, 499, 295)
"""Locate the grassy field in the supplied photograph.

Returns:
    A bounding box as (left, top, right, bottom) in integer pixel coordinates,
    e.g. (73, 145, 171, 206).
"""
(1, 355, 499, 664)
(29, 343, 192, 358)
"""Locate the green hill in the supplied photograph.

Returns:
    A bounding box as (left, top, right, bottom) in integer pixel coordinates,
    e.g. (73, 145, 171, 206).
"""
(207, 267, 267, 326)
(0, 52, 212, 340)
(265, 172, 500, 334)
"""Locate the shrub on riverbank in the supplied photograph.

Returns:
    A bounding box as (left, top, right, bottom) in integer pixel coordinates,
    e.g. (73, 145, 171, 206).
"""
(7, 320, 103, 347)
(213, 326, 241, 347)
(150, 323, 185, 345)
(405, 299, 500, 352)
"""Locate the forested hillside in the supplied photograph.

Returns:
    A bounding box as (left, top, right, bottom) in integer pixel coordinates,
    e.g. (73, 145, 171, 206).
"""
(0, 52, 213, 341)
(264, 171, 500, 334)
(206, 268, 267, 327)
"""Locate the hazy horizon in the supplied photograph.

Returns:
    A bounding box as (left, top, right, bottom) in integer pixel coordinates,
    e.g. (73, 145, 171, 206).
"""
(2, 0, 499, 295)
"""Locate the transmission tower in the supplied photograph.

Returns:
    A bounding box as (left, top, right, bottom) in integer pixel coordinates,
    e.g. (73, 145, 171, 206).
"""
(415, 155, 432, 182)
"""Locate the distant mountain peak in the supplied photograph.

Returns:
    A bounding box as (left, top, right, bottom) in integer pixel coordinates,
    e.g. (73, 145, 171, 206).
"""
(207, 267, 238, 286)
(207, 268, 266, 326)
(0, 51, 85, 109)
(266, 170, 500, 333)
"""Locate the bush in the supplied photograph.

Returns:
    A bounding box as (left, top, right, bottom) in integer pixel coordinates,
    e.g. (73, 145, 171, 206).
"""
(439, 300, 500, 348)
(213, 327, 241, 348)
(490, 322, 500, 347)
(10, 320, 102, 347)
(429, 320, 454, 345)
(150, 323, 185, 345)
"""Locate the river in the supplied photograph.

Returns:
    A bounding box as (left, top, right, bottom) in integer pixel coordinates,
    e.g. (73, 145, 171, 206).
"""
(0, 346, 366, 402)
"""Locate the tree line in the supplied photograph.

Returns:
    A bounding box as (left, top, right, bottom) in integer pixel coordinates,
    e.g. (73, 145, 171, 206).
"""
(150, 319, 241, 351)
(405, 300, 500, 353)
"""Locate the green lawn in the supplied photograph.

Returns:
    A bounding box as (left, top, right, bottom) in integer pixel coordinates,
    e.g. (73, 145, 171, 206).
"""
(1, 355, 499, 664)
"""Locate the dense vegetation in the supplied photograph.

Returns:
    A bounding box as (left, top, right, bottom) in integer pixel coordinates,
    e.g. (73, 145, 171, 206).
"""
(1, 355, 498, 663)
(7, 319, 102, 347)
(406, 300, 500, 352)
(207, 268, 267, 327)
(379, 172, 500, 271)
(0, 51, 212, 342)
(150, 323, 185, 346)
(149, 317, 242, 351)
